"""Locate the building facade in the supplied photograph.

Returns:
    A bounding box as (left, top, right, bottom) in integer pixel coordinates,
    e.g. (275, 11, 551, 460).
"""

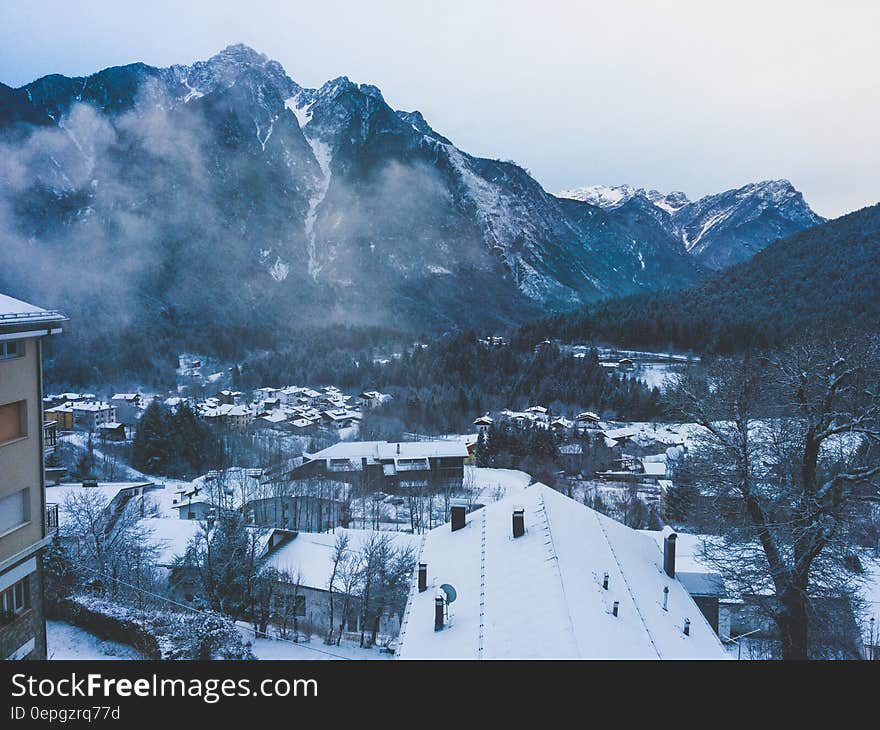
(0, 293, 65, 660)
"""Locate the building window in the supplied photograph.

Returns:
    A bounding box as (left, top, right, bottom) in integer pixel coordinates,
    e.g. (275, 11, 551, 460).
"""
(0, 488, 30, 534)
(0, 340, 23, 360)
(0, 400, 28, 444)
(1, 576, 31, 617)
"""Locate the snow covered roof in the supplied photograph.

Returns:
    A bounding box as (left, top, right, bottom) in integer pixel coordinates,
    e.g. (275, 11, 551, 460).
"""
(397, 484, 727, 659)
(141, 517, 203, 565)
(376, 441, 468, 460)
(642, 461, 667, 477)
(0, 292, 66, 329)
(304, 440, 469, 463)
(47, 482, 155, 528)
(264, 527, 421, 589)
(259, 412, 289, 424)
(71, 401, 113, 412)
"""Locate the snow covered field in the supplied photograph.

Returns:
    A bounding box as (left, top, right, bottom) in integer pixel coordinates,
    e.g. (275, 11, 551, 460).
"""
(47, 621, 143, 660)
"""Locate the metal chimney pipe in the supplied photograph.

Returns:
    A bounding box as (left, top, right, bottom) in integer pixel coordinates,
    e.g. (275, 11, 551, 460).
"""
(612, 601, 619, 617)
(602, 572, 609, 590)
(662, 586, 669, 611)
(451, 504, 466, 531)
(418, 563, 427, 593)
(434, 593, 445, 631)
(664, 532, 678, 579)
(512, 507, 525, 538)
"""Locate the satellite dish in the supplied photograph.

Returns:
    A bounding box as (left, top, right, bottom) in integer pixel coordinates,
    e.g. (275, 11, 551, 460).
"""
(439, 583, 457, 603)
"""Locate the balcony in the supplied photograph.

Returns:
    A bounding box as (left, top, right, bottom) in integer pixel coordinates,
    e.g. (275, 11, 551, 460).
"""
(45, 503, 59, 535)
(42, 420, 58, 457)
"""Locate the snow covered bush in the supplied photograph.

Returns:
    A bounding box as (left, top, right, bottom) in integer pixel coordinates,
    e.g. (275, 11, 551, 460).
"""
(163, 613, 255, 660)
(62, 595, 254, 660)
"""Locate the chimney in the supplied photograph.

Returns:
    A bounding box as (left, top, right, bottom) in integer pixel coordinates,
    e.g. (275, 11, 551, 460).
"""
(612, 601, 619, 617)
(662, 586, 669, 611)
(434, 592, 445, 631)
(450, 503, 466, 531)
(418, 563, 427, 593)
(602, 572, 609, 590)
(512, 507, 525, 538)
(683, 618, 691, 636)
(397, 442, 401, 455)
(664, 531, 678, 579)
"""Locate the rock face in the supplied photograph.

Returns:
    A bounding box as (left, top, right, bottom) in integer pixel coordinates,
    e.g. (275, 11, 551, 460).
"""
(558, 181, 824, 270)
(2, 44, 754, 372)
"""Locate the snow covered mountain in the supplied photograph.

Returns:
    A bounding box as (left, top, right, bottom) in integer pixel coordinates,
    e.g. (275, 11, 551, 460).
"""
(0, 44, 703, 359)
(2, 44, 815, 373)
(557, 180, 823, 269)
(558, 185, 690, 215)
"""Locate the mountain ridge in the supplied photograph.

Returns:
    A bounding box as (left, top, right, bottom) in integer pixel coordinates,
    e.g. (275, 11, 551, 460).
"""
(558, 180, 824, 269)
(0, 44, 825, 382)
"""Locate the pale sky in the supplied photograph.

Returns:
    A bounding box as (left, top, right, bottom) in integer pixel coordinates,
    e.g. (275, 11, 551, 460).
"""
(1, 0, 878, 218)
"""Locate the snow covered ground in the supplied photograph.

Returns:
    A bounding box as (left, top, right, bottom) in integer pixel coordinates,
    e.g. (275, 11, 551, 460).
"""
(632, 363, 683, 391)
(237, 625, 392, 660)
(46, 620, 393, 661)
(47, 621, 143, 660)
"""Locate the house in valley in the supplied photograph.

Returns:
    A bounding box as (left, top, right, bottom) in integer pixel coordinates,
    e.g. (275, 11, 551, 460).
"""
(286, 440, 468, 494)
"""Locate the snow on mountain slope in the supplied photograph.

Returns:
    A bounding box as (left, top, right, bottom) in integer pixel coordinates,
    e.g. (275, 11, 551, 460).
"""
(559, 184, 690, 214)
(558, 179, 823, 268)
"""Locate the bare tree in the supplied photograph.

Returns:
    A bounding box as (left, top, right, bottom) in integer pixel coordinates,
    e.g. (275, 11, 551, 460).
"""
(274, 570, 304, 641)
(334, 549, 361, 645)
(60, 490, 160, 602)
(325, 532, 350, 644)
(668, 337, 880, 659)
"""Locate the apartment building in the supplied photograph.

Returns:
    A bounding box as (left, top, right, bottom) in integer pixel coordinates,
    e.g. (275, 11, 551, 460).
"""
(0, 293, 65, 660)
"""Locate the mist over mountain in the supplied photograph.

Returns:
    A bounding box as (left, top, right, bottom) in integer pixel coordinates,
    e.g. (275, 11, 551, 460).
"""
(0, 44, 823, 382)
(558, 180, 824, 269)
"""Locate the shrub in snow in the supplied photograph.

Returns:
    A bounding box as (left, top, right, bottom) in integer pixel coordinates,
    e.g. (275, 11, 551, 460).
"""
(62, 595, 254, 660)
(163, 613, 255, 660)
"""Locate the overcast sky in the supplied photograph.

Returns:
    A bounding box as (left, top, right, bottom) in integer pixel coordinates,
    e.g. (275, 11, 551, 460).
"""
(2, 0, 877, 218)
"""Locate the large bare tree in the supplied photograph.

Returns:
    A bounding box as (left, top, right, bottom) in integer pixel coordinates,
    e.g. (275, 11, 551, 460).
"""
(669, 335, 880, 659)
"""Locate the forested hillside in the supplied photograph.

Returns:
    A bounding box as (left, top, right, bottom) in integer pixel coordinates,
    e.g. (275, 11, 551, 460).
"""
(526, 204, 880, 353)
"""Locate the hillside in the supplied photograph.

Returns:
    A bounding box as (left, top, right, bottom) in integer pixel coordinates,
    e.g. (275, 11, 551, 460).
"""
(528, 203, 880, 353)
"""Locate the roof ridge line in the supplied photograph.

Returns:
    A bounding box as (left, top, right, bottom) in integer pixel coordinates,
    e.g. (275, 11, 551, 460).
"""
(593, 509, 662, 658)
(477, 509, 487, 659)
(538, 489, 582, 657)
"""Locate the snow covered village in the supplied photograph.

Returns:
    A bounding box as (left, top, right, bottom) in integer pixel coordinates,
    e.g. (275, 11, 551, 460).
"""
(2, 4, 880, 681)
(2, 290, 878, 663)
